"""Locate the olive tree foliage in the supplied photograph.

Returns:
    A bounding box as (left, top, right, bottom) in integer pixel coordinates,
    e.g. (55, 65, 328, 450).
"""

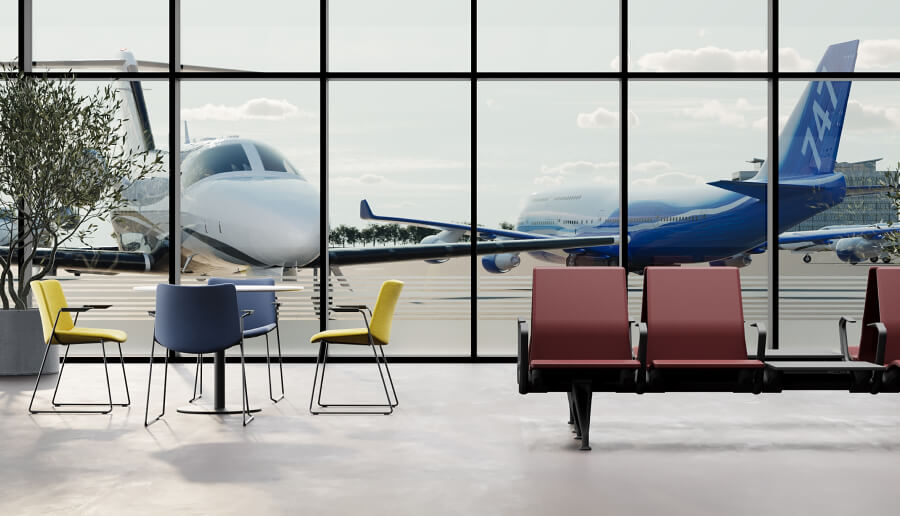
(0, 68, 164, 309)
(880, 164, 900, 257)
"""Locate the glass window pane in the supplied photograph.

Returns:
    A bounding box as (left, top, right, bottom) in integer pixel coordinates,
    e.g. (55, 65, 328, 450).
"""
(778, 80, 900, 354)
(629, 0, 767, 72)
(44, 79, 169, 357)
(0, 1, 15, 64)
(182, 0, 319, 72)
(781, 1, 900, 72)
(477, 0, 618, 72)
(329, 0, 470, 72)
(34, 0, 168, 71)
(628, 81, 768, 346)
(329, 81, 471, 356)
(477, 81, 619, 356)
(181, 81, 321, 357)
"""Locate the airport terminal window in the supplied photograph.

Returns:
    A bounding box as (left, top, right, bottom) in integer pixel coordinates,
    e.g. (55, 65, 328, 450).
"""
(181, 144, 252, 186)
(14, 1, 899, 359)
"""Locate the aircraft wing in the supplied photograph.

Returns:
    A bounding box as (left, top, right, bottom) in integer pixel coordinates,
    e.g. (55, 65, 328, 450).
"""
(360, 200, 554, 240)
(1, 243, 169, 273)
(778, 225, 899, 246)
(323, 236, 617, 267)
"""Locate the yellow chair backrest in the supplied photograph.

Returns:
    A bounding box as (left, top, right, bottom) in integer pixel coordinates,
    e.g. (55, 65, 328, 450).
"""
(369, 280, 404, 345)
(31, 281, 54, 344)
(36, 280, 75, 341)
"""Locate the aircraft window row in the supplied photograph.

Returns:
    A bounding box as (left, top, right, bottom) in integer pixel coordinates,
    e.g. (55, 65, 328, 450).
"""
(182, 144, 252, 187)
(604, 215, 707, 224)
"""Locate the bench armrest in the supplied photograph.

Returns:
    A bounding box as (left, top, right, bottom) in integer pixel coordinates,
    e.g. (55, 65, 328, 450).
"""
(748, 322, 767, 362)
(839, 316, 857, 361)
(867, 322, 887, 365)
(517, 318, 529, 394)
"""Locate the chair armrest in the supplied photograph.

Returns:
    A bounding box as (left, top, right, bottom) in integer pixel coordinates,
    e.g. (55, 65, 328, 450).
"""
(241, 309, 254, 318)
(839, 316, 857, 361)
(147, 310, 156, 318)
(637, 322, 648, 367)
(628, 319, 638, 351)
(336, 304, 368, 310)
(749, 322, 767, 362)
(517, 318, 529, 394)
(867, 322, 887, 365)
(331, 307, 365, 313)
(60, 307, 93, 313)
(84, 304, 112, 310)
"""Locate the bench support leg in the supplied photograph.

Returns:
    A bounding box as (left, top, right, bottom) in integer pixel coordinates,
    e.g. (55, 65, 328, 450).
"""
(567, 391, 575, 427)
(571, 381, 593, 451)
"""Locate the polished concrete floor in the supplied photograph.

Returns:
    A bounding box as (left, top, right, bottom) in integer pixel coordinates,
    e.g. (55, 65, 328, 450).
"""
(1, 363, 899, 515)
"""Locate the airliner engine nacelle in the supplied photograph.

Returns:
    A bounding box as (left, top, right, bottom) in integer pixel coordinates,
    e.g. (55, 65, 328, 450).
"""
(835, 237, 881, 264)
(709, 253, 752, 268)
(482, 253, 521, 273)
(421, 230, 465, 264)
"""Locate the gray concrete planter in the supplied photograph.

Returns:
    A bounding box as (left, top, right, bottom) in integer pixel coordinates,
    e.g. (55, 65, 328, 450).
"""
(0, 309, 58, 375)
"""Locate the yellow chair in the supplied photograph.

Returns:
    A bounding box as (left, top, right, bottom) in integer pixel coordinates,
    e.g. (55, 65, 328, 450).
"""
(28, 279, 130, 414)
(309, 280, 403, 414)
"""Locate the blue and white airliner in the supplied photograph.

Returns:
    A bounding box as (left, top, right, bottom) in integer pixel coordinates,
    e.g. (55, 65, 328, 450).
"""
(361, 40, 899, 273)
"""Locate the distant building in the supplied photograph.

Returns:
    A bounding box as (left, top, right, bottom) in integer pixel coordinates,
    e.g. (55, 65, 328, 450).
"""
(732, 158, 896, 231)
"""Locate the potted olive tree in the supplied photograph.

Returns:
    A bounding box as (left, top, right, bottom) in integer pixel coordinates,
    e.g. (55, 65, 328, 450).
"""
(0, 67, 163, 374)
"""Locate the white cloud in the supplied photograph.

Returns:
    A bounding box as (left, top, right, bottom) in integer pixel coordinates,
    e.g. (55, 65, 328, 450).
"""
(540, 160, 619, 176)
(633, 46, 812, 72)
(858, 39, 900, 70)
(778, 48, 814, 72)
(751, 115, 789, 131)
(577, 107, 640, 129)
(632, 160, 672, 173)
(181, 98, 313, 121)
(332, 174, 385, 186)
(536, 160, 619, 185)
(631, 171, 707, 188)
(844, 100, 900, 130)
(682, 98, 761, 128)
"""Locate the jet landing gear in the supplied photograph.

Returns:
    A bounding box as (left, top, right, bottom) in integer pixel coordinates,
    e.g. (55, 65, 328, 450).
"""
(566, 254, 619, 267)
(802, 254, 812, 264)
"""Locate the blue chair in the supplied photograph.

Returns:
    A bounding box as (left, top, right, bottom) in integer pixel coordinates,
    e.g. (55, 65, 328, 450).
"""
(144, 284, 255, 426)
(189, 277, 285, 403)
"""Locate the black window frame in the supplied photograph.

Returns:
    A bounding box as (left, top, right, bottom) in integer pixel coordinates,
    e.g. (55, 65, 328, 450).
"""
(15, 0, 900, 363)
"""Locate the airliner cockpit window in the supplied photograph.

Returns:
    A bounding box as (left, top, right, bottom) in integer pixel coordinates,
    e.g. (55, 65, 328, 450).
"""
(182, 144, 252, 186)
(255, 143, 304, 179)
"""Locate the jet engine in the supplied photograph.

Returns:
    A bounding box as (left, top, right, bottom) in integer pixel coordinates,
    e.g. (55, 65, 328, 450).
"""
(481, 253, 521, 273)
(709, 253, 752, 268)
(834, 237, 882, 264)
(421, 229, 465, 264)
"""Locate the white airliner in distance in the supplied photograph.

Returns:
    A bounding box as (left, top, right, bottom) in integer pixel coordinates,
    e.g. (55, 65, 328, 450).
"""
(781, 223, 895, 264)
(9, 51, 612, 276)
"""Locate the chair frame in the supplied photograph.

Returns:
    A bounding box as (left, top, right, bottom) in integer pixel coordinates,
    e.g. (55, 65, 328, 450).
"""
(191, 300, 286, 404)
(29, 305, 131, 414)
(145, 310, 255, 426)
(308, 305, 398, 415)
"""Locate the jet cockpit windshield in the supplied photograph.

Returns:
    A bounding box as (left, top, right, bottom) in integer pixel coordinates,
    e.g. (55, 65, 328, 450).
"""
(182, 141, 307, 187)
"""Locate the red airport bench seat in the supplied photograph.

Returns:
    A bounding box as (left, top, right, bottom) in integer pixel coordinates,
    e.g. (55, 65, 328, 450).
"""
(517, 267, 638, 450)
(639, 267, 766, 393)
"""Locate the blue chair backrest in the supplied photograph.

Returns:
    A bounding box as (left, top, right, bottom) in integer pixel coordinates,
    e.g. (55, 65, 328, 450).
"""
(154, 284, 242, 354)
(208, 277, 277, 331)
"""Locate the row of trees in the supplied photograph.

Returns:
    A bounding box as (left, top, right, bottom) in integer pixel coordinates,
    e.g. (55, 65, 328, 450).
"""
(329, 221, 517, 247)
(329, 224, 439, 247)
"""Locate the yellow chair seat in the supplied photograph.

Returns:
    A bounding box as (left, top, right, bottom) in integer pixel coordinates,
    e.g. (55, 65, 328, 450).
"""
(52, 327, 128, 344)
(310, 328, 386, 346)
